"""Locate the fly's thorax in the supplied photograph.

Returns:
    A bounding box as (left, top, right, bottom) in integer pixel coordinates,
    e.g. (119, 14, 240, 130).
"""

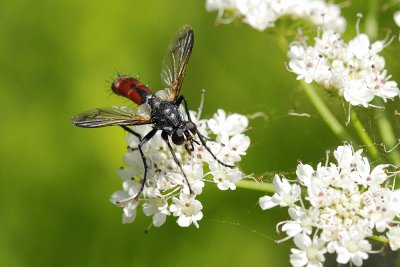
(149, 98, 184, 132)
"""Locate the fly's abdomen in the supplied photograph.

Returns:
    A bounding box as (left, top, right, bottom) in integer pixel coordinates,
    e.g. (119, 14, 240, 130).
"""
(112, 76, 152, 105)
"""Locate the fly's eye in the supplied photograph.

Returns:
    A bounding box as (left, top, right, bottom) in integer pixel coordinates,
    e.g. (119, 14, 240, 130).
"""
(172, 129, 185, 145)
(186, 121, 197, 134)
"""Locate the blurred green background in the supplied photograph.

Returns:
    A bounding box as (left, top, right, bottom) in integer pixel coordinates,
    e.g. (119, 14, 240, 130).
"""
(1, 0, 400, 266)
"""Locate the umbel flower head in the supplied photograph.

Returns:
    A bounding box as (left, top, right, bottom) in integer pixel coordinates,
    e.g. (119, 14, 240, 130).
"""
(260, 144, 400, 267)
(287, 29, 399, 107)
(206, 0, 346, 32)
(111, 109, 250, 228)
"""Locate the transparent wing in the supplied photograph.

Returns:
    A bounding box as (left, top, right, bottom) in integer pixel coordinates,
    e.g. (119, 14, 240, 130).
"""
(160, 25, 194, 102)
(71, 106, 151, 128)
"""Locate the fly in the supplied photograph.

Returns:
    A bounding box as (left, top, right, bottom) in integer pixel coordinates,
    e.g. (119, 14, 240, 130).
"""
(71, 25, 233, 199)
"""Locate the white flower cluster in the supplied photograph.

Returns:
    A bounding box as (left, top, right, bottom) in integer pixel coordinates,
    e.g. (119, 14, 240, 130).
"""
(260, 144, 400, 267)
(288, 30, 399, 107)
(110, 109, 250, 228)
(206, 0, 346, 32)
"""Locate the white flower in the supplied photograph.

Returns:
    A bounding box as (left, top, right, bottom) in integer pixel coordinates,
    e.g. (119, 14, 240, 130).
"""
(333, 145, 361, 169)
(206, 0, 346, 33)
(287, 30, 399, 107)
(206, 0, 237, 12)
(236, 0, 277, 31)
(185, 164, 205, 194)
(389, 189, 400, 216)
(288, 45, 329, 84)
(353, 163, 389, 188)
(387, 226, 400, 250)
(207, 109, 248, 136)
(111, 191, 139, 224)
(343, 79, 374, 107)
(170, 194, 203, 228)
(290, 234, 326, 267)
(259, 174, 301, 209)
(348, 34, 374, 60)
(111, 108, 250, 227)
(281, 207, 314, 237)
(210, 162, 243, 190)
(335, 233, 371, 266)
(142, 193, 170, 227)
(261, 144, 400, 266)
(394, 11, 400, 27)
(370, 70, 400, 101)
(217, 134, 250, 162)
(360, 187, 395, 233)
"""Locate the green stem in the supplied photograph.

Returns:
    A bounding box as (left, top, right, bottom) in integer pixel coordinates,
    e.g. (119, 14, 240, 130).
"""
(275, 32, 289, 53)
(351, 111, 380, 161)
(376, 109, 400, 166)
(274, 33, 351, 142)
(365, 0, 400, 166)
(370, 234, 389, 244)
(301, 81, 351, 141)
(235, 180, 275, 193)
(365, 0, 379, 39)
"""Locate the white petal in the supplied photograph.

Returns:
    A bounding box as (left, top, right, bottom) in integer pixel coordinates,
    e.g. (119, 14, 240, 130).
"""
(336, 249, 350, 264)
(192, 211, 203, 221)
(394, 11, 400, 27)
(169, 204, 180, 214)
(351, 254, 363, 267)
(122, 206, 137, 224)
(282, 222, 302, 237)
(259, 195, 278, 210)
(290, 249, 308, 267)
(177, 215, 191, 227)
(348, 34, 370, 59)
(294, 234, 312, 250)
(153, 213, 167, 227)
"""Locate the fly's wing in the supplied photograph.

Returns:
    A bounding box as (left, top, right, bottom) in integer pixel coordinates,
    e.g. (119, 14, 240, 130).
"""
(71, 105, 151, 128)
(159, 25, 194, 102)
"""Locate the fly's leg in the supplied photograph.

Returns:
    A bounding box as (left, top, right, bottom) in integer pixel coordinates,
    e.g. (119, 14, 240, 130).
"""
(116, 128, 158, 204)
(120, 125, 141, 140)
(176, 95, 193, 122)
(121, 125, 142, 151)
(197, 131, 215, 142)
(176, 95, 212, 142)
(196, 129, 235, 169)
(135, 129, 158, 199)
(176, 96, 233, 168)
(161, 131, 193, 194)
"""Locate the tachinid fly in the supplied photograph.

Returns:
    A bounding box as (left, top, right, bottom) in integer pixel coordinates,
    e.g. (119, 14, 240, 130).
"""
(71, 25, 233, 199)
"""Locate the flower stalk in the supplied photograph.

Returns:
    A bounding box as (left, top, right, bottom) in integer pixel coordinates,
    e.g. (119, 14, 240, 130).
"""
(365, 0, 400, 166)
(235, 180, 275, 193)
(350, 110, 380, 161)
(301, 81, 351, 141)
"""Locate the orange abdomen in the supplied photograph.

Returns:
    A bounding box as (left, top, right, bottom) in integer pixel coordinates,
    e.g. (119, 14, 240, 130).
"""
(111, 76, 152, 105)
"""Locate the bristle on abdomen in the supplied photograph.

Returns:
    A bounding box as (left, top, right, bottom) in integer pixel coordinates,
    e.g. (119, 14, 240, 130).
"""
(111, 76, 152, 105)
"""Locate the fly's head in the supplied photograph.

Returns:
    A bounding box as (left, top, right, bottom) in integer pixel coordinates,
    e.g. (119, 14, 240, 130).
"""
(171, 121, 198, 153)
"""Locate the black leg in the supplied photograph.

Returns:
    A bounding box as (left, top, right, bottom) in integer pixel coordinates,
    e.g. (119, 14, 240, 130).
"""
(134, 129, 158, 199)
(176, 95, 192, 122)
(120, 125, 141, 140)
(196, 130, 235, 169)
(197, 131, 215, 142)
(176, 96, 234, 169)
(161, 132, 193, 194)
